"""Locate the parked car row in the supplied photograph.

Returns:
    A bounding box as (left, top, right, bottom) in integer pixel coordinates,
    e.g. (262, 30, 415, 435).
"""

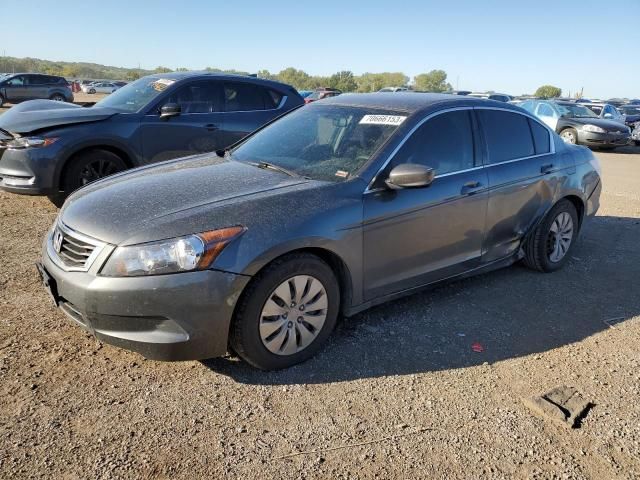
(18, 90, 601, 369)
(519, 99, 632, 149)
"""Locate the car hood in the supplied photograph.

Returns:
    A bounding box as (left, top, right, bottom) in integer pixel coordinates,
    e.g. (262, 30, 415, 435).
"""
(0, 100, 118, 134)
(565, 117, 629, 132)
(60, 155, 313, 245)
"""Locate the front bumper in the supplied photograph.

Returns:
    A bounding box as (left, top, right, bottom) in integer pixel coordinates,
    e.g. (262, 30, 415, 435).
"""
(578, 130, 630, 148)
(40, 232, 251, 361)
(0, 146, 62, 195)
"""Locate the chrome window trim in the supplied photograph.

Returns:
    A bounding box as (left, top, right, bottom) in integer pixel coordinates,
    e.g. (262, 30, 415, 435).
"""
(363, 105, 556, 194)
(47, 221, 107, 273)
(364, 106, 473, 193)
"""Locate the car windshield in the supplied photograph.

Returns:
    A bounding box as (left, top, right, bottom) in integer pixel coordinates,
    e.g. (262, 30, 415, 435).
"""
(94, 76, 176, 112)
(231, 105, 406, 182)
(556, 103, 598, 118)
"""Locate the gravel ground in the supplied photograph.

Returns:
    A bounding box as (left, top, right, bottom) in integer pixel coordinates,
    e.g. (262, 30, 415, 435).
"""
(0, 148, 639, 479)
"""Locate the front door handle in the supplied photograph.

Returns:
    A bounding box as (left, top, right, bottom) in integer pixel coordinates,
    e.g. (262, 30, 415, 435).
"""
(461, 181, 482, 195)
(204, 124, 219, 131)
(541, 163, 554, 174)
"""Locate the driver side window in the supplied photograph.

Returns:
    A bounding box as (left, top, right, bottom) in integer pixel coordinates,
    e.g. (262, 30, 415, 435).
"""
(388, 110, 475, 177)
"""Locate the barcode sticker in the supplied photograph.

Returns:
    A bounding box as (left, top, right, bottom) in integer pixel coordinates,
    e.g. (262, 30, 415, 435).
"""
(359, 115, 407, 126)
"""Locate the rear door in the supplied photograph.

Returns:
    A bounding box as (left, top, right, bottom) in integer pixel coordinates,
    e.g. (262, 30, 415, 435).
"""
(477, 108, 559, 262)
(221, 81, 286, 146)
(140, 80, 226, 164)
(362, 109, 488, 299)
(25, 75, 50, 99)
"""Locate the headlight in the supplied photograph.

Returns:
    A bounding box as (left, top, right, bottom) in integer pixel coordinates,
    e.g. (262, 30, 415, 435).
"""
(5, 136, 59, 149)
(100, 226, 246, 277)
(582, 124, 605, 133)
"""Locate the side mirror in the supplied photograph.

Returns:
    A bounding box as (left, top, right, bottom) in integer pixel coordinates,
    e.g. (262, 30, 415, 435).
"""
(160, 103, 181, 119)
(603, 113, 613, 119)
(385, 163, 434, 190)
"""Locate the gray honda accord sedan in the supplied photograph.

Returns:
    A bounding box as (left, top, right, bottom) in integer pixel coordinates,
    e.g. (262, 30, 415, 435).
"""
(38, 94, 602, 370)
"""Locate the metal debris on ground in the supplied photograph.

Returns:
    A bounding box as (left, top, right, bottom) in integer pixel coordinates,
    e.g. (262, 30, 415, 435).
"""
(523, 386, 592, 429)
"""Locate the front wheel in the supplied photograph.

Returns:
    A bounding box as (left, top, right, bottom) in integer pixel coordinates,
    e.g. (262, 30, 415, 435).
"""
(559, 128, 578, 144)
(50, 94, 65, 102)
(634, 140, 640, 147)
(89, 88, 96, 94)
(523, 199, 579, 272)
(61, 149, 127, 196)
(230, 253, 340, 370)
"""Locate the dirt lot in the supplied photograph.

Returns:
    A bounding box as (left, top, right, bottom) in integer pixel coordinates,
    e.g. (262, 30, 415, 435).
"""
(1, 148, 639, 479)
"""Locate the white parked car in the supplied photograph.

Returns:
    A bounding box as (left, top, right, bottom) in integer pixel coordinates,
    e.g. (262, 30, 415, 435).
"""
(81, 82, 119, 94)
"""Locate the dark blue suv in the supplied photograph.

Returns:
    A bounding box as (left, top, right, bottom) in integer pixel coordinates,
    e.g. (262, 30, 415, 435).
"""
(0, 72, 304, 206)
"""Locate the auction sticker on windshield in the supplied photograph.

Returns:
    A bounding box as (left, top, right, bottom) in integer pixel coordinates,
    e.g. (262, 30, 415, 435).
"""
(151, 79, 176, 92)
(359, 115, 407, 126)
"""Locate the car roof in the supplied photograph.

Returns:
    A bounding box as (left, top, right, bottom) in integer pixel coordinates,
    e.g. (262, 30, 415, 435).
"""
(144, 71, 296, 91)
(319, 92, 526, 115)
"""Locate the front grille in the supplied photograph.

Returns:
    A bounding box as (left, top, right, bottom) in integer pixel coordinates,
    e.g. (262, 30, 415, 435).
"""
(51, 225, 102, 271)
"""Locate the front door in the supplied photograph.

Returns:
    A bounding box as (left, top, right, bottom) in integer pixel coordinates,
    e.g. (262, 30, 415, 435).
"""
(3, 75, 28, 102)
(363, 109, 488, 300)
(140, 80, 225, 164)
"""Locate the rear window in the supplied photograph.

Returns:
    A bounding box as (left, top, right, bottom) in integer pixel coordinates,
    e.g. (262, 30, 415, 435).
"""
(224, 82, 276, 111)
(528, 118, 551, 154)
(478, 110, 535, 164)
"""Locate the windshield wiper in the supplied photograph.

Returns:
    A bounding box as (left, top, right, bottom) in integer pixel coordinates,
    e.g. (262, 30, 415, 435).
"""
(254, 161, 307, 179)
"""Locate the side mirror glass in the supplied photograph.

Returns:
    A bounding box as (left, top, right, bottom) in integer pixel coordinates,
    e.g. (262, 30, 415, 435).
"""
(160, 103, 181, 119)
(385, 163, 434, 190)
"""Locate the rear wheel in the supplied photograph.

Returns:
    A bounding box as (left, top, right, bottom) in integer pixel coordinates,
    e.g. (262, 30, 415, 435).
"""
(523, 199, 579, 272)
(89, 88, 96, 94)
(559, 128, 578, 144)
(230, 253, 340, 370)
(50, 93, 65, 102)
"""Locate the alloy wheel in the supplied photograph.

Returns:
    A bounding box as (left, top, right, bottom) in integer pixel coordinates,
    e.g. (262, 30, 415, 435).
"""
(560, 130, 576, 144)
(547, 212, 574, 262)
(79, 159, 122, 185)
(259, 275, 328, 356)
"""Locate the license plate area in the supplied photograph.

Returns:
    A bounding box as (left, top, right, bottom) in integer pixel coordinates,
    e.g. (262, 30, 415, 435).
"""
(35, 262, 59, 307)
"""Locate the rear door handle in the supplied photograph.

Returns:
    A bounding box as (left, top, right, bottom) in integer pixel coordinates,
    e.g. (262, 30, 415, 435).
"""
(541, 163, 554, 174)
(204, 124, 219, 131)
(461, 181, 482, 195)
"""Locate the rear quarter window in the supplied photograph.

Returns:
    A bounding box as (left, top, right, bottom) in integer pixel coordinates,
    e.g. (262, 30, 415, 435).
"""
(528, 118, 551, 154)
(478, 110, 535, 164)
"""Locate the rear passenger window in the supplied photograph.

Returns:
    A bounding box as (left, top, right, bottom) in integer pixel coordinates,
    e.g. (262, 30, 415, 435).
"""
(164, 82, 223, 114)
(528, 118, 550, 154)
(478, 110, 535, 164)
(224, 82, 270, 111)
(391, 110, 475, 176)
(266, 89, 283, 109)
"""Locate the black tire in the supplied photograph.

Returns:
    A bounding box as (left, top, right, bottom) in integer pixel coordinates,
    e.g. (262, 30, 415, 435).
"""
(50, 94, 65, 102)
(0, 94, 4, 107)
(61, 149, 127, 196)
(634, 140, 640, 147)
(47, 193, 67, 208)
(89, 88, 96, 94)
(230, 253, 340, 370)
(523, 199, 579, 273)
(559, 127, 578, 145)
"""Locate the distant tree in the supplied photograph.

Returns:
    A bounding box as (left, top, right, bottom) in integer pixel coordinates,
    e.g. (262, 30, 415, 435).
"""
(534, 85, 562, 99)
(328, 71, 357, 92)
(175, 67, 189, 72)
(257, 69, 275, 80)
(126, 70, 141, 81)
(61, 65, 80, 78)
(356, 72, 409, 92)
(154, 66, 172, 73)
(275, 67, 312, 90)
(413, 70, 452, 92)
